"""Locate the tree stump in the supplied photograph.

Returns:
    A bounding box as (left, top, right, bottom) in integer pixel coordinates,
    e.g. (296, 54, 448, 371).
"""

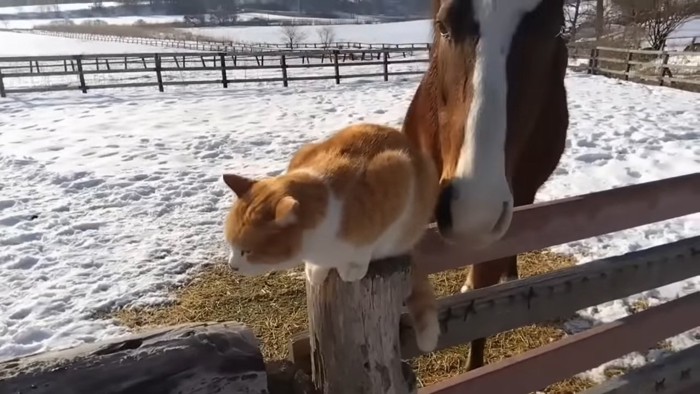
(0, 321, 268, 394)
(306, 255, 417, 394)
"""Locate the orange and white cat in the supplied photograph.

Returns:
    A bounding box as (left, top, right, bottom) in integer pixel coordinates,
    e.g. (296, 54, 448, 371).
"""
(222, 123, 441, 352)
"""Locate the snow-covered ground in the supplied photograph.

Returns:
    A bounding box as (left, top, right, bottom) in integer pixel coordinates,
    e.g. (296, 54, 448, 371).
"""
(665, 17, 700, 51)
(0, 31, 185, 56)
(182, 19, 433, 44)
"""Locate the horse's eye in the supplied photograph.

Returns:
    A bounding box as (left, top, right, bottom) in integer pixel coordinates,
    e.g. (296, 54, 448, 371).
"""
(436, 20, 451, 39)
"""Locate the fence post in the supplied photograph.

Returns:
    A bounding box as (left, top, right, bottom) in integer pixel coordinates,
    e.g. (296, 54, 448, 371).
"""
(624, 51, 633, 81)
(155, 54, 164, 92)
(383, 51, 389, 82)
(0, 68, 5, 98)
(587, 48, 596, 74)
(281, 54, 288, 88)
(658, 52, 670, 86)
(75, 56, 87, 94)
(305, 256, 417, 394)
(333, 50, 340, 84)
(220, 53, 228, 88)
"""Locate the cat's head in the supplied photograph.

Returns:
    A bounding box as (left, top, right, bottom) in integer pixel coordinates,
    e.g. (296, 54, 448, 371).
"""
(222, 173, 306, 276)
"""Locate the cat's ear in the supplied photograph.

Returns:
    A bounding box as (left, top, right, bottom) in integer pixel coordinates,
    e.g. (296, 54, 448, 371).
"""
(223, 173, 256, 197)
(275, 196, 299, 227)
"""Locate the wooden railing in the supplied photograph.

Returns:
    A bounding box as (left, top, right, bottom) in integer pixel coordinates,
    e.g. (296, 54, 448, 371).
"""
(290, 173, 700, 393)
(569, 45, 700, 91)
(0, 47, 430, 97)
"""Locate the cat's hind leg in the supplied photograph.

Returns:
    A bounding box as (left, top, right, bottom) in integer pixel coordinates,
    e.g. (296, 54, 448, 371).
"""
(305, 262, 330, 286)
(405, 265, 440, 352)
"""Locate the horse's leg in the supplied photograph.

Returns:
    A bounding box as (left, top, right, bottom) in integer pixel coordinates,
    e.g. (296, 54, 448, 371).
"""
(464, 255, 516, 371)
(464, 59, 568, 371)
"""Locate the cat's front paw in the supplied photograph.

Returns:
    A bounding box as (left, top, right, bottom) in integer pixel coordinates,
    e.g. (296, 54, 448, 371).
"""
(414, 309, 440, 353)
(336, 262, 369, 282)
(305, 264, 330, 286)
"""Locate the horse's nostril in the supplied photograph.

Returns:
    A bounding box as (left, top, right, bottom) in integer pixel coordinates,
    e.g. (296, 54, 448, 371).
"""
(435, 183, 454, 235)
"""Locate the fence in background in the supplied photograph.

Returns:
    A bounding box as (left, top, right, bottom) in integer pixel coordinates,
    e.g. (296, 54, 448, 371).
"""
(292, 173, 700, 393)
(569, 45, 700, 92)
(0, 47, 430, 97)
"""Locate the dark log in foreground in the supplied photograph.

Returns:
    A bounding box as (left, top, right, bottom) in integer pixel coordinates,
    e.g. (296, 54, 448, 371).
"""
(306, 256, 417, 394)
(0, 321, 268, 394)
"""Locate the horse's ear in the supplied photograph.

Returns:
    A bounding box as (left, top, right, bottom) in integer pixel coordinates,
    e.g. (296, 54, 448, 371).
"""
(223, 173, 256, 197)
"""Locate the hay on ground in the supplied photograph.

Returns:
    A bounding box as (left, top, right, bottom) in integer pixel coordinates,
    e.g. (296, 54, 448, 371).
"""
(115, 250, 594, 393)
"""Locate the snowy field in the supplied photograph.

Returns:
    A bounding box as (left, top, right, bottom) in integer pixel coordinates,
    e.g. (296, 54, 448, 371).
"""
(1, 65, 699, 383)
(182, 19, 433, 44)
(0, 30, 187, 56)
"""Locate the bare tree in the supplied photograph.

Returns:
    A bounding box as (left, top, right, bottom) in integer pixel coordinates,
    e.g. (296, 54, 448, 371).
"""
(316, 26, 336, 48)
(565, 0, 583, 41)
(595, 0, 605, 40)
(614, 0, 700, 49)
(280, 24, 308, 48)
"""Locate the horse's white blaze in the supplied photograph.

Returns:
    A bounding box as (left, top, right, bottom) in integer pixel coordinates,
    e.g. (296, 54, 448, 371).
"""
(450, 0, 543, 246)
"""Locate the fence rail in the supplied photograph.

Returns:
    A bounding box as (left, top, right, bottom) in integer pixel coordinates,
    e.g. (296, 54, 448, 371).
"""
(291, 173, 700, 393)
(0, 47, 430, 97)
(2, 40, 699, 97)
(569, 44, 700, 91)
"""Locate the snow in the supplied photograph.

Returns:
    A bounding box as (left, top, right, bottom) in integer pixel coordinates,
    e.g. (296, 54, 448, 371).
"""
(0, 31, 188, 56)
(182, 19, 433, 44)
(0, 15, 185, 30)
(666, 17, 700, 50)
(0, 30, 699, 385)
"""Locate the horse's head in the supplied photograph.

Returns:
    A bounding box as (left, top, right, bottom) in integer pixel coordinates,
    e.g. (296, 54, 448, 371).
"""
(405, 0, 566, 247)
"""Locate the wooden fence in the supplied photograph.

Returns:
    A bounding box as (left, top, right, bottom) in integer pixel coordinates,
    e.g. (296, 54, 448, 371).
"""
(0, 47, 430, 97)
(290, 173, 700, 393)
(569, 45, 700, 91)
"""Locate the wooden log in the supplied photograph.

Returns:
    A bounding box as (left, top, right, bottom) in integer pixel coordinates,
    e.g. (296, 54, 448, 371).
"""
(155, 54, 164, 92)
(333, 50, 340, 84)
(0, 322, 268, 394)
(306, 255, 417, 394)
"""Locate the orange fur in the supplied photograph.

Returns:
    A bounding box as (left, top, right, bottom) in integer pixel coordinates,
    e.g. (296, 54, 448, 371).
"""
(223, 123, 441, 352)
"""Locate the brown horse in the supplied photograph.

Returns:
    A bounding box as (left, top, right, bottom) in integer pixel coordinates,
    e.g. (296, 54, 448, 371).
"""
(402, 0, 570, 370)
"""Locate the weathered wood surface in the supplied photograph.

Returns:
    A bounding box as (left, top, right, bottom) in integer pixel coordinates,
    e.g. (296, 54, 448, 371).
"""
(291, 235, 700, 362)
(419, 291, 700, 394)
(306, 256, 417, 394)
(580, 343, 700, 394)
(0, 321, 268, 394)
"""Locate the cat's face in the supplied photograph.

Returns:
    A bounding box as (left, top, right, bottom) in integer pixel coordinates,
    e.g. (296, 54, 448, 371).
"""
(223, 173, 304, 276)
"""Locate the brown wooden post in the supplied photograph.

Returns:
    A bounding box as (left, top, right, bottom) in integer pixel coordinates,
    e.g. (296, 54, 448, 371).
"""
(658, 52, 670, 86)
(587, 48, 596, 74)
(63, 59, 68, 72)
(383, 51, 389, 81)
(280, 54, 288, 87)
(220, 53, 228, 88)
(75, 56, 87, 94)
(624, 51, 633, 81)
(333, 50, 340, 84)
(0, 68, 6, 98)
(105, 59, 110, 71)
(155, 54, 164, 92)
(306, 256, 417, 394)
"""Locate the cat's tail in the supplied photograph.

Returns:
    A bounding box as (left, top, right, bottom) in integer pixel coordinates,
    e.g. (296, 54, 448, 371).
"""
(405, 261, 440, 353)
